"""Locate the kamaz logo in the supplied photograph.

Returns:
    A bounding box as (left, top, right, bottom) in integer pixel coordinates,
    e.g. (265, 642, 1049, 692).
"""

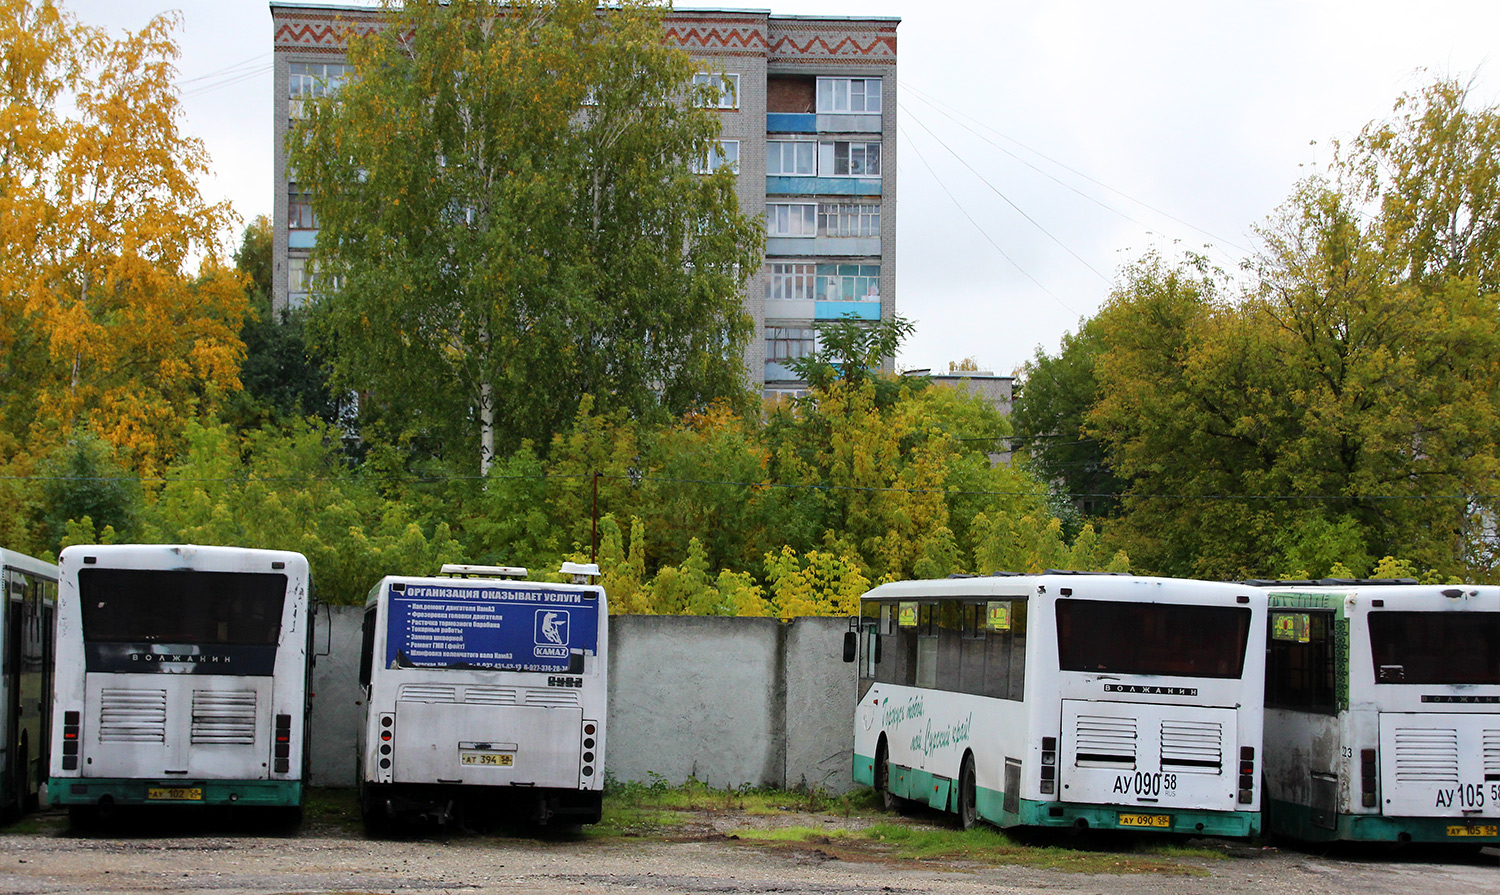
(534, 609, 570, 659)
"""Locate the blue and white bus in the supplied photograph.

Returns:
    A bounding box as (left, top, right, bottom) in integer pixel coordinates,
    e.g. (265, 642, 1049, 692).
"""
(49, 544, 313, 824)
(848, 573, 1267, 836)
(0, 549, 57, 821)
(357, 563, 607, 832)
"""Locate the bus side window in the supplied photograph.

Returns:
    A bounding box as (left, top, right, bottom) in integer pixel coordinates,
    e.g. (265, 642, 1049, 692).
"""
(358, 606, 377, 690)
(876, 602, 918, 687)
(975, 600, 1027, 701)
(1266, 610, 1335, 712)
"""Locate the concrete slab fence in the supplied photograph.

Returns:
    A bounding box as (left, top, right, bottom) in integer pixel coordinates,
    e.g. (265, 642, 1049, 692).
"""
(309, 608, 858, 794)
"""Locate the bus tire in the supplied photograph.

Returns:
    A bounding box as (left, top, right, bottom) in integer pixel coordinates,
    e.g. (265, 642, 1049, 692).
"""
(2, 743, 22, 823)
(957, 754, 978, 831)
(875, 739, 910, 814)
(67, 805, 98, 830)
(359, 786, 391, 839)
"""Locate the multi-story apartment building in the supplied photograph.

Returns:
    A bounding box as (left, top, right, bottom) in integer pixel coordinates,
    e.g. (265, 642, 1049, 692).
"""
(270, 4, 897, 397)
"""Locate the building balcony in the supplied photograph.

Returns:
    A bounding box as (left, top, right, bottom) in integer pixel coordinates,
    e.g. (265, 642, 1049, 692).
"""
(766, 236, 880, 257)
(767, 175, 881, 197)
(764, 297, 880, 322)
(766, 113, 882, 134)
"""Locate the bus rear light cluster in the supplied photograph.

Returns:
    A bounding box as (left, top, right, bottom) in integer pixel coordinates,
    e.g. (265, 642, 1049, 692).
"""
(581, 721, 597, 777)
(1360, 749, 1377, 807)
(273, 714, 292, 774)
(61, 711, 80, 771)
(1238, 746, 1255, 804)
(1040, 737, 1057, 795)
(378, 714, 394, 773)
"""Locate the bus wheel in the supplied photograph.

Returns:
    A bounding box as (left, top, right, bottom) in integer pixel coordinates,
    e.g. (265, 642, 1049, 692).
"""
(957, 755, 978, 831)
(875, 740, 908, 813)
(18, 737, 37, 813)
(359, 787, 391, 839)
(67, 805, 99, 830)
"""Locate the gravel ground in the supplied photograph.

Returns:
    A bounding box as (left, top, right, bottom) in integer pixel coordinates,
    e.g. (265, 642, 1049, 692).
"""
(0, 806, 1495, 895)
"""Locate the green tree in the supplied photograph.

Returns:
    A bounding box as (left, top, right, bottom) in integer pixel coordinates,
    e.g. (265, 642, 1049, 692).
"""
(1011, 317, 1125, 520)
(1344, 78, 1500, 294)
(227, 216, 336, 428)
(37, 433, 140, 551)
(290, 0, 762, 472)
(787, 312, 915, 391)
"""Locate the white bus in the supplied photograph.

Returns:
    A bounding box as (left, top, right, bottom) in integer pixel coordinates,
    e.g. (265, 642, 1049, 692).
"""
(1257, 580, 1500, 845)
(0, 549, 57, 821)
(48, 544, 313, 824)
(846, 573, 1266, 836)
(357, 563, 607, 832)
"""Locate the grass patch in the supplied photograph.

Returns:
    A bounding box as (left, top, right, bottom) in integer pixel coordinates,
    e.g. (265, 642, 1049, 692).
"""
(303, 787, 362, 836)
(732, 821, 1211, 875)
(594, 775, 880, 839)
(1139, 839, 1230, 862)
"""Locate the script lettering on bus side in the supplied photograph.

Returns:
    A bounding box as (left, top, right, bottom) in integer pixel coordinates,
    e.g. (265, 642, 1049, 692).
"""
(1434, 783, 1499, 808)
(910, 713, 973, 757)
(880, 695, 924, 730)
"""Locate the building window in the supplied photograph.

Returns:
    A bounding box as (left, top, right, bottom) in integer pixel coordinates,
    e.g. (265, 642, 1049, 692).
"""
(767, 140, 815, 176)
(288, 256, 310, 308)
(816, 263, 879, 301)
(766, 326, 816, 363)
(817, 77, 881, 114)
(820, 141, 880, 177)
(691, 71, 740, 110)
(288, 185, 317, 230)
(818, 201, 880, 238)
(766, 203, 817, 238)
(288, 62, 350, 118)
(692, 140, 739, 174)
(766, 262, 816, 301)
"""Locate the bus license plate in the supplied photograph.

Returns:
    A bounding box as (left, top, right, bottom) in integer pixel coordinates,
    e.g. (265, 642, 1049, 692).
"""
(461, 752, 514, 767)
(1447, 825, 1498, 837)
(1118, 813, 1170, 828)
(147, 787, 202, 801)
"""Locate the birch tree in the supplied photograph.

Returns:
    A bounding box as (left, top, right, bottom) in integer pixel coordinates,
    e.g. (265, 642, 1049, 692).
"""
(291, 0, 762, 473)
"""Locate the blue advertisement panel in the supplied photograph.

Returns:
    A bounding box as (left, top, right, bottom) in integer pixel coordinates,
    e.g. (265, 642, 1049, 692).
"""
(385, 582, 600, 673)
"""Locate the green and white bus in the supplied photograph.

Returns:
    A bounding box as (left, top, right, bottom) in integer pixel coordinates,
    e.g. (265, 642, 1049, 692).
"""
(847, 573, 1266, 836)
(49, 544, 313, 825)
(1257, 580, 1499, 844)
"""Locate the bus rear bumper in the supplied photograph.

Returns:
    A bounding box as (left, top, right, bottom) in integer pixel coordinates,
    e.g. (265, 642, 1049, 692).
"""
(1008, 797, 1259, 838)
(1265, 797, 1500, 843)
(48, 778, 302, 809)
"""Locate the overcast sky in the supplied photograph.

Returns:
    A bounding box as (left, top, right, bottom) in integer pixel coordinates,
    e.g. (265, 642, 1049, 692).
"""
(67, 0, 1500, 376)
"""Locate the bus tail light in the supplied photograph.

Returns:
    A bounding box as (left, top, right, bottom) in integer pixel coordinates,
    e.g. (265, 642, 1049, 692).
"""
(580, 720, 598, 778)
(61, 711, 80, 771)
(377, 713, 394, 780)
(1238, 746, 1254, 804)
(1040, 737, 1056, 795)
(1360, 749, 1377, 807)
(273, 713, 292, 774)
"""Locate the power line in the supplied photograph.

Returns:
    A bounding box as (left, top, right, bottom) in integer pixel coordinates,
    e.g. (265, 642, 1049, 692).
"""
(900, 99, 1113, 286)
(901, 81, 1253, 257)
(898, 126, 1078, 315)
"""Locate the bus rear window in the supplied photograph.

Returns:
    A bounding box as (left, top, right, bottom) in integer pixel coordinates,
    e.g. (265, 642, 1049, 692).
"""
(79, 569, 287, 645)
(1368, 611, 1500, 685)
(1056, 600, 1251, 679)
